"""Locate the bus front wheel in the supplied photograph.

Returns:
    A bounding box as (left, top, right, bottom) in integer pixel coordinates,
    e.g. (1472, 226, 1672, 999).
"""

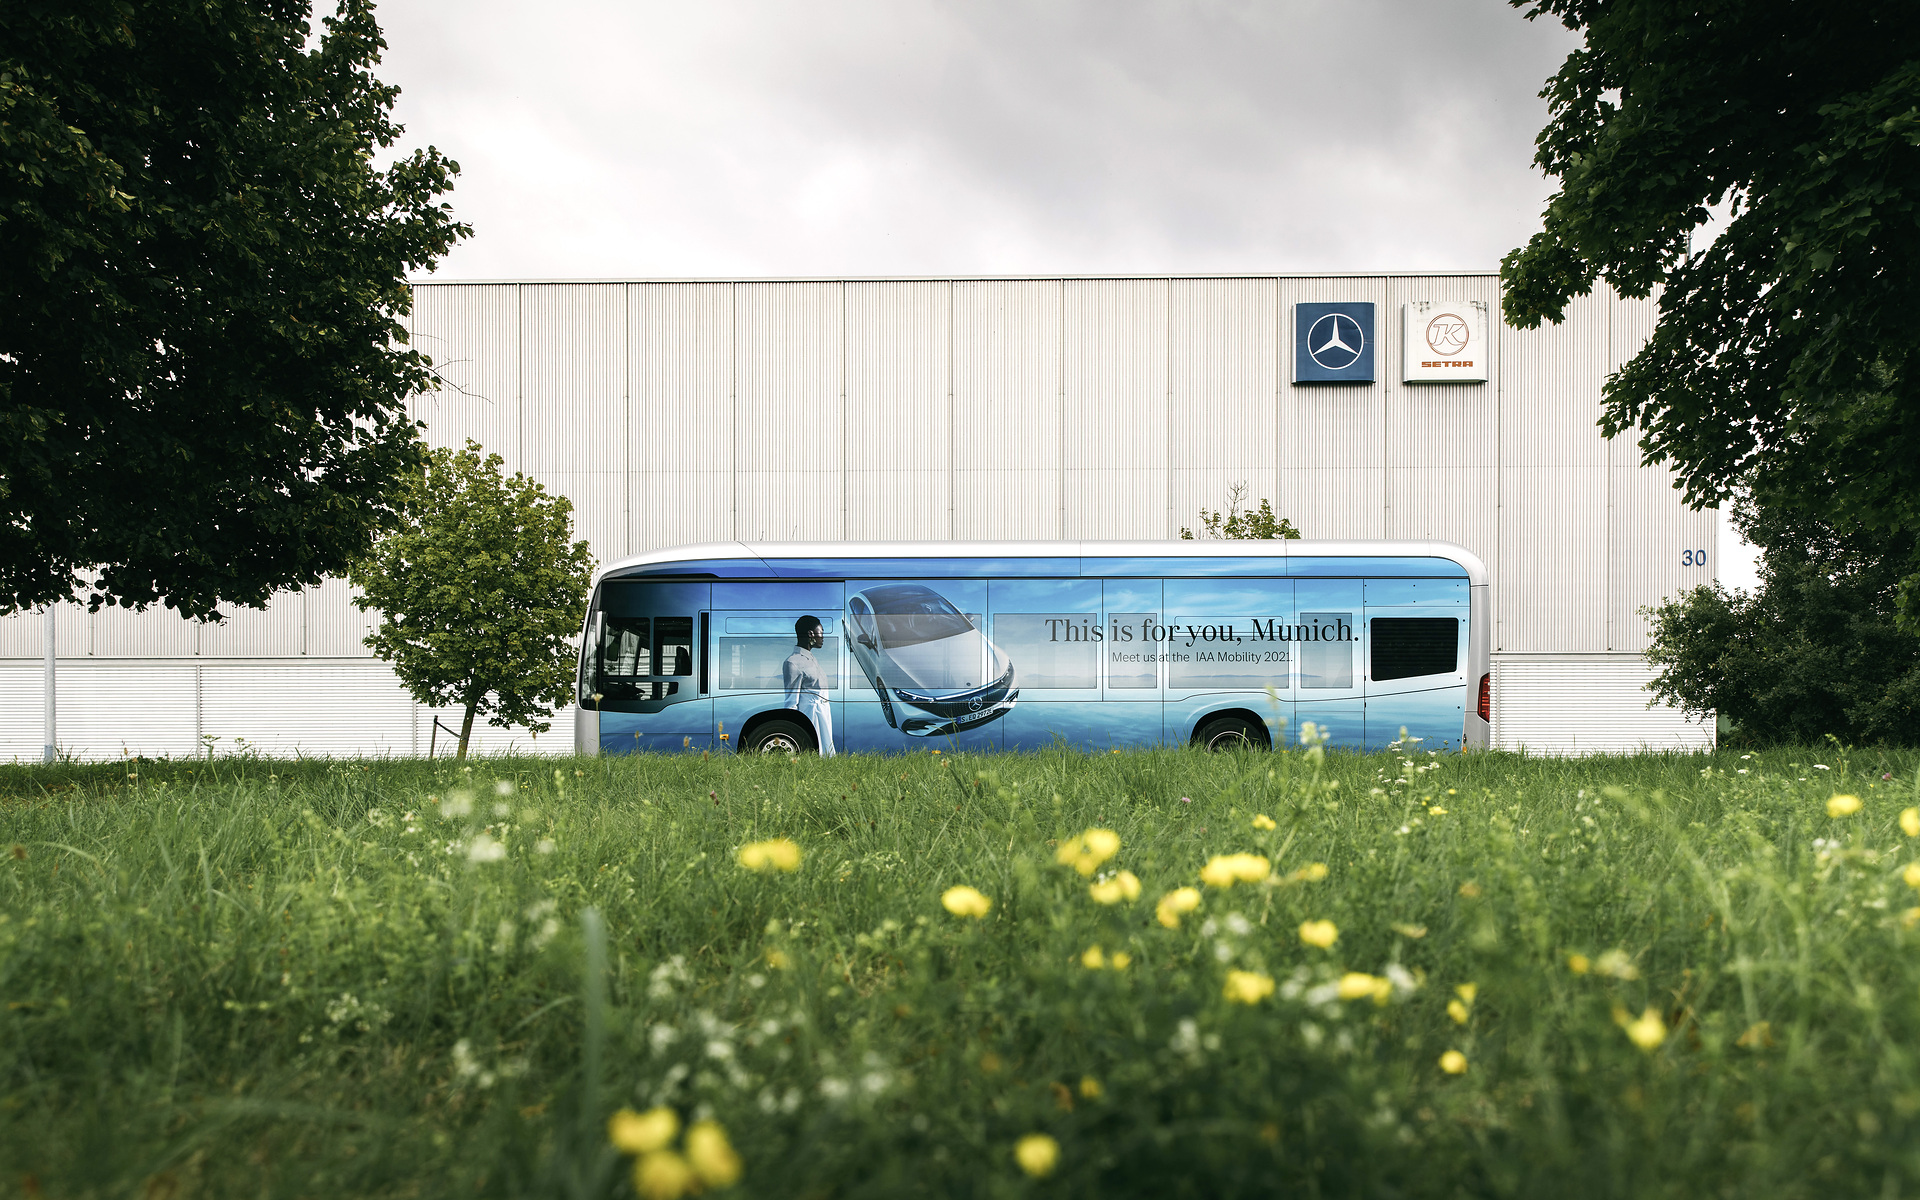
(746, 719, 816, 754)
(1195, 715, 1264, 752)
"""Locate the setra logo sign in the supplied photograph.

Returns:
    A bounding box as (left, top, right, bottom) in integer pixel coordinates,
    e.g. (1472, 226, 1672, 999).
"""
(1402, 301, 1488, 383)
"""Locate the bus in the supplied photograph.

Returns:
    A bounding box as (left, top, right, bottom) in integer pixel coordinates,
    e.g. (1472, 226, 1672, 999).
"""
(574, 541, 1490, 756)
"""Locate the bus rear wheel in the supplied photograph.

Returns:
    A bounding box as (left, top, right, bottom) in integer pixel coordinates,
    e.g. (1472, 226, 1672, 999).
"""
(746, 719, 815, 754)
(1195, 715, 1265, 752)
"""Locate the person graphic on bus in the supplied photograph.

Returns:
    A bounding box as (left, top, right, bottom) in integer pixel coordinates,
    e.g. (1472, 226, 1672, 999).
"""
(782, 615, 835, 756)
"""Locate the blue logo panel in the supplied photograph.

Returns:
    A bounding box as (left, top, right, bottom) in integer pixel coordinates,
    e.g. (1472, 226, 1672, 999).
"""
(1294, 302, 1375, 384)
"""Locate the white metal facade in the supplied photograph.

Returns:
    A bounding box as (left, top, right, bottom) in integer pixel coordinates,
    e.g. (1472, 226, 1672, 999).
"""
(0, 274, 1714, 759)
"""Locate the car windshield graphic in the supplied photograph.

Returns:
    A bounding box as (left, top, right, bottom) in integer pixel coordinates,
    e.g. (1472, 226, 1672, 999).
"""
(862, 585, 975, 649)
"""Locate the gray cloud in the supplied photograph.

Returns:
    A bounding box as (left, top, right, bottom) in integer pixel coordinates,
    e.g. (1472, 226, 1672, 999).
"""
(372, 0, 1578, 277)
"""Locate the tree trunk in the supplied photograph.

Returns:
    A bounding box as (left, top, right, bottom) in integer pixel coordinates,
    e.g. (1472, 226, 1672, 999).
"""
(457, 696, 479, 761)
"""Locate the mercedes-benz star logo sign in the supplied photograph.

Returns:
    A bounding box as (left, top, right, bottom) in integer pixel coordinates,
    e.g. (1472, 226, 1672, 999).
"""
(1307, 312, 1364, 371)
(1425, 313, 1470, 357)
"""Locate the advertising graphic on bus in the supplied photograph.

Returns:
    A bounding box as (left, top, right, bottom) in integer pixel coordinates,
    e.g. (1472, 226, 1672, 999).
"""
(576, 541, 1490, 756)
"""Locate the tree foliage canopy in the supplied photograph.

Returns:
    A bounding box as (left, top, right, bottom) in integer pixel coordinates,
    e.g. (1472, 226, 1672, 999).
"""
(1502, 1, 1920, 615)
(0, 0, 468, 618)
(1180, 482, 1303, 541)
(349, 443, 595, 760)
(1645, 504, 1920, 746)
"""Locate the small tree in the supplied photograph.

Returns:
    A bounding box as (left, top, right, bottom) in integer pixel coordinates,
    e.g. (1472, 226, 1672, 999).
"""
(350, 441, 595, 759)
(1180, 482, 1303, 541)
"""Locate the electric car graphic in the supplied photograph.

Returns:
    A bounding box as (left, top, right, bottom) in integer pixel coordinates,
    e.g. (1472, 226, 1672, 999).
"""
(846, 584, 1018, 737)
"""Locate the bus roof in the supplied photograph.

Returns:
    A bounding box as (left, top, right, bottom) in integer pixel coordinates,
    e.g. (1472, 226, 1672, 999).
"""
(596, 540, 1488, 587)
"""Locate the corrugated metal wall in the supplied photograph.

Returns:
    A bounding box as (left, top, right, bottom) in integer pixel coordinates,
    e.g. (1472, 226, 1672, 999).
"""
(1493, 655, 1711, 753)
(0, 274, 1717, 758)
(0, 660, 550, 762)
(846, 281, 952, 540)
(1169, 278, 1279, 540)
(735, 282, 846, 541)
(953, 280, 1063, 539)
(631, 283, 734, 549)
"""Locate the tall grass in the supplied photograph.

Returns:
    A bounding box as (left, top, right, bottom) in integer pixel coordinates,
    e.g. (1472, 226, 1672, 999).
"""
(3, 741, 1920, 1197)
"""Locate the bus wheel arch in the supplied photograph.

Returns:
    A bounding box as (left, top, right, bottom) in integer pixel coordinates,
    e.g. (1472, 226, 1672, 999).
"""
(1191, 709, 1273, 752)
(740, 711, 818, 754)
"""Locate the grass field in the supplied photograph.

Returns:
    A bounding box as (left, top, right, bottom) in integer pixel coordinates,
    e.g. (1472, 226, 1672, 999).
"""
(5, 739, 1920, 1198)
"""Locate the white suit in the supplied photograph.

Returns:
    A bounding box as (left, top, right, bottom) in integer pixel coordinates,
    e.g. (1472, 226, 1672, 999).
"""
(782, 644, 835, 756)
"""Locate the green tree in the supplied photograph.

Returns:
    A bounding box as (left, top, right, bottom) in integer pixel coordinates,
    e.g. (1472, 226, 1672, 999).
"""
(1501, 1, 1920, 625)
(1644, 502, 1920, 746)
(0, 0, 468, 618)
(350, 442, 596, 760)
(1180, 481, 1302, 541)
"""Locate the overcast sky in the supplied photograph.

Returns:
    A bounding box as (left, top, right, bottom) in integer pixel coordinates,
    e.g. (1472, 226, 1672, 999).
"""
(375, 0, 1581, 280)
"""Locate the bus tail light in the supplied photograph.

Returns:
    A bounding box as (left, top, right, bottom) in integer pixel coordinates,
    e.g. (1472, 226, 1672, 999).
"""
(1477, 673, 1490, 722)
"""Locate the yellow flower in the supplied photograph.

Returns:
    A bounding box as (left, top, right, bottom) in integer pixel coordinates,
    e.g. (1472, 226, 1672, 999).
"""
(1828, 793, 1863, 818)
(1446, 999, 1470, 1025)
(1593, 949, 1639, 979)
(1904, 862, 1920, 890)
(1623, 1007, 1667, 1051)
(1109, 951, 1132, 970)
(1014, 1133, 1060, 1178)
(1223, 969, 1276, 1004)
(608, 1106, 680, 1156)
(1298, 919, 1339, 949)
(1079, 1076, 1103, 1100)
(634, 1150, 697, 1200)
(1155, 886, 1202, 928)
(684, 1120, 743, 1188)
(1903, 807, 1920, 837)
(1056, 828, 1121, 876)
(1337, 972, 1391, 1004)
(1455, 982, 1477, 1004)
(1251, 813, 1277, 831)
(1438, 1050, 1468, 1075)
(738, 838, 802, 872)
(1905, 906, 1920, 929)
(765, 948, 792, 970)
(1200, 853, 1272, 888)
(1286, 862, 1330, 884)
(1567, 953, 1590, 975)
(1088, 870, 1142, 905)
(1428, 806, 1447, 816)
(941, 885, 993, 918)
(1080, 945, 1107, 970)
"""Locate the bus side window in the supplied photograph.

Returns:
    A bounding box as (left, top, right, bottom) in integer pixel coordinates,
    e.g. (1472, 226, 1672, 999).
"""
(1370, 618, 1458, 681)
(1298, 612, 1355, 689)
(603, 616, 650, 677)
(590, 614, 694, 702)
(594, 615, 653, 700)
(654, 617, 694, 677)
(1107, 616, 1159, 689)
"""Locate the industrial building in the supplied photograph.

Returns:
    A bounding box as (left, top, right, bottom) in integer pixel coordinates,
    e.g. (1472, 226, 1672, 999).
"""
(0, 273, 1716, 759)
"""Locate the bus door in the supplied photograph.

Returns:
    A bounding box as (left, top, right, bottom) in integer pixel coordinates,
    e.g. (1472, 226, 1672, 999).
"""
(1102, 581, 1165, 748)
(989, 578, 1102, 751)
(710, 581, 845, 754)
(1292, 578, 1363, 751)
(1363, 577, 1469, 752)
(584, 581, 713, 754)
(1163, 578, 1293, 747)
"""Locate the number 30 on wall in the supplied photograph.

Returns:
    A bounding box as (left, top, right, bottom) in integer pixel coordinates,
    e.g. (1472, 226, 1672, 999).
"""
(1681, 549, 1708, 566)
